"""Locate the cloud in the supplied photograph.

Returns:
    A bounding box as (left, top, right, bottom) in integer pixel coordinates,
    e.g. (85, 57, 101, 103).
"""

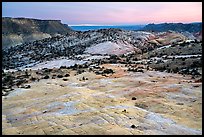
(2, 2, 202, 25)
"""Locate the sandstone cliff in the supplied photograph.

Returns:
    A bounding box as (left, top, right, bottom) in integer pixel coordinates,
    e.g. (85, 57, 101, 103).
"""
(2, 17, 73, 49)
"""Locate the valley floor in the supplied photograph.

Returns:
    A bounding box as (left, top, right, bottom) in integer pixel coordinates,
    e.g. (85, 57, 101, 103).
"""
(2, 64, 202, 135)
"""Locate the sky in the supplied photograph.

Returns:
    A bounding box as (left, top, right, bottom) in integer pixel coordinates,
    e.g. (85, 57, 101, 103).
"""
(2, 2, 202, 26)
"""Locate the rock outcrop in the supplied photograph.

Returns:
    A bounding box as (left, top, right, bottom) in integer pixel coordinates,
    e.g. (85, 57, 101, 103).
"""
(2, 28, 190, 70)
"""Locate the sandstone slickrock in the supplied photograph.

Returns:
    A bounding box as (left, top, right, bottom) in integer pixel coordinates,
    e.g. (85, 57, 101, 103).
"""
(2, 64, 202, 135)
(2, 19, 202, 135)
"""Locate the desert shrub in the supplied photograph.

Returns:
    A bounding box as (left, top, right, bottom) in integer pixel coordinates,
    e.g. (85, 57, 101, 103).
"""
(82, 76, 85, 81)
(57, 75, 63, 78)
(132, 97, 137, 100)
(30, 77, 36, 81)
(182, 62, 186, 65)
(64, 74, 70, 77)
(103, 69, 114, 74)
(43, 75, 50, 79)
(60, 66, 67, 69)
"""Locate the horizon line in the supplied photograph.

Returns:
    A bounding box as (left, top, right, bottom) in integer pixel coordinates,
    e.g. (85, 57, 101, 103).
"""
(69, 22, 202, 26)
(2, 16, 202, 26)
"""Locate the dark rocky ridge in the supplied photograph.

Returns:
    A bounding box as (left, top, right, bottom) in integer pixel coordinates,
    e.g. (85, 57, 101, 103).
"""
(141, 23, 202, 33)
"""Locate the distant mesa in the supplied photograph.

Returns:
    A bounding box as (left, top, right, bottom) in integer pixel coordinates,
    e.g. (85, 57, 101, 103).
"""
(2, 17, 72, 35)
(141, 22, 202, 33)
(2, 17, 73, 49)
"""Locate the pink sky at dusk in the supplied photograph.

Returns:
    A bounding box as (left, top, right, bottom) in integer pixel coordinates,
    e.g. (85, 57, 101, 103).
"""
(2, 2, 202, 25)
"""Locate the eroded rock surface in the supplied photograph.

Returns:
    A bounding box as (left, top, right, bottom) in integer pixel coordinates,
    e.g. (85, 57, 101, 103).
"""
(2, 64, 202, 135)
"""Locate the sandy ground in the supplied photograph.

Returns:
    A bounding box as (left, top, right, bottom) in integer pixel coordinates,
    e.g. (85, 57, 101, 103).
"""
(2, 64, 202, 135)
